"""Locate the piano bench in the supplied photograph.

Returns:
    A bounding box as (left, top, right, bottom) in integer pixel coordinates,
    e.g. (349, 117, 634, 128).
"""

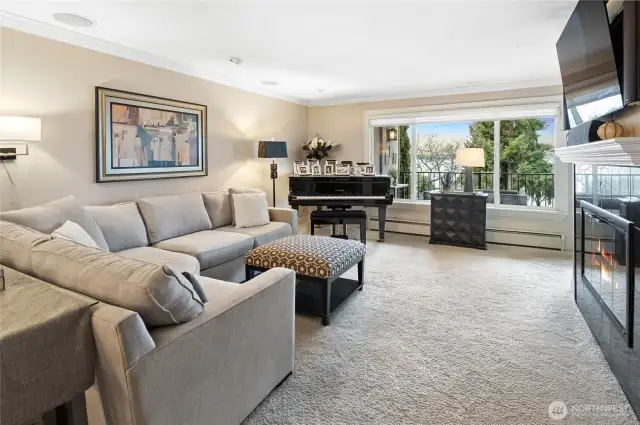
(310, 210, 367, 244)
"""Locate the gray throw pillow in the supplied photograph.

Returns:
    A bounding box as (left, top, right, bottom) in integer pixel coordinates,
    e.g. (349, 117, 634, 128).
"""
(31, 238, 204, 326)
(182, 272, 208, 303)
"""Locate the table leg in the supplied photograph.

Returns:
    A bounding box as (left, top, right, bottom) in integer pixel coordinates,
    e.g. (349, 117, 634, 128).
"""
(321, 280, 331, 326)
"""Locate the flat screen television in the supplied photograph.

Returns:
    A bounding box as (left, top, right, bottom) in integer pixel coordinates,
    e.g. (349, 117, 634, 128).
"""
(557, 0, 624, 130)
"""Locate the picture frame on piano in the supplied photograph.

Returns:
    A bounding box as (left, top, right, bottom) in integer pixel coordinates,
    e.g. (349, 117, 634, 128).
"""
(324, 163, 335, 175)
(293, 160, 304, 176)
(297, 164, 311, 175)
(335, 164, 350, 176)
(311, 164, 322, 176)
(363, 164, 375, 176)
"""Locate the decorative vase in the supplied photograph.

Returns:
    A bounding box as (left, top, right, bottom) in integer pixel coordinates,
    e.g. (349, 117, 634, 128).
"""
(597, 120, 625, 140)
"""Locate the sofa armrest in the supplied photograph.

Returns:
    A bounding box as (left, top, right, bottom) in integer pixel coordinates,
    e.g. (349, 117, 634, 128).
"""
(269, 207, 298, 235)
(123, 268, 296, 425)
(90, 304, 156, 425)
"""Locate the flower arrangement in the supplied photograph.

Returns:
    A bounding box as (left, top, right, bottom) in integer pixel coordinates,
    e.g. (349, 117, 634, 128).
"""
(302, 135, 339, 160)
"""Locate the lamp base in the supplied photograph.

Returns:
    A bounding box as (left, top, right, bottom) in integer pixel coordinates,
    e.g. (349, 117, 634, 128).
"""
(271, 160, 277, 207)
(464, 167, 473, 193)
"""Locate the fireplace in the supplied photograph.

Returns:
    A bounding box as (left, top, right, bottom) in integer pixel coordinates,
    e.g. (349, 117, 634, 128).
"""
(579, 200, 635, 346)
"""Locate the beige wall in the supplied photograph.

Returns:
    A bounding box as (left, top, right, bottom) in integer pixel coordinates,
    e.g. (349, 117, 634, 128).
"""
(307, 86, 565, 162)
(0, 29, 307, 210)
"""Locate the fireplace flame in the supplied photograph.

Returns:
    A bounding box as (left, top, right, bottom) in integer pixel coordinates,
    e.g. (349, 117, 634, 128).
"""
(601, 246, 612, 282)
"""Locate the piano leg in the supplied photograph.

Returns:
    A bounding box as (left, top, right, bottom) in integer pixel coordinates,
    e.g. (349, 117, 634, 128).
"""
(378, 206, 387, 242)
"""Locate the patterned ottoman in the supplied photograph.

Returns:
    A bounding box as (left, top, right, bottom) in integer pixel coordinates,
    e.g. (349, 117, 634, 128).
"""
(245, 235, 366, 325)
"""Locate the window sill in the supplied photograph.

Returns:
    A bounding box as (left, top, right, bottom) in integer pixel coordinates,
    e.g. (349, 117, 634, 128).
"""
(388, 199, 569, 220)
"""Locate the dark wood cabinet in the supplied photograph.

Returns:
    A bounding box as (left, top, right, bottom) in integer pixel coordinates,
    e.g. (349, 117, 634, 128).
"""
(429, 192, 487, 250)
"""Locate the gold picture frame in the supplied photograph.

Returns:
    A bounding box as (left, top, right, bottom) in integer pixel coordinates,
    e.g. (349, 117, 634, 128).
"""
(96, 87, 207, 182)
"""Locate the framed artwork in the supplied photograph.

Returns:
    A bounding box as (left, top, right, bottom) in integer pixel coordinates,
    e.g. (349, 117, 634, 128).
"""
(324, 163, 336, 175)
(335, 164, 350, 176)
(293, 160, 304, 175)
(96, 87, 207, 182)
(311, 164, 322, 176)
(297, 164, 311, 175)
(363, 164, 375, 176)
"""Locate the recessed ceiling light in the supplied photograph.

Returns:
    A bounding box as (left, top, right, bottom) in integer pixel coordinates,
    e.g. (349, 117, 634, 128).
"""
(262, 81, 278, 86)
(53, 13, 95, 28)
(229, 56, 243, 65)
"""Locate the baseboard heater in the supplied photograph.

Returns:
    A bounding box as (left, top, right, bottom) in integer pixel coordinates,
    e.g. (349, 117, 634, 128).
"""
(369, 217, 565, 251)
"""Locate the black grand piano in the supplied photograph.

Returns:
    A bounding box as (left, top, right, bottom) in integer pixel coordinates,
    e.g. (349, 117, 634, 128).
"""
(288, 176, 393, 241)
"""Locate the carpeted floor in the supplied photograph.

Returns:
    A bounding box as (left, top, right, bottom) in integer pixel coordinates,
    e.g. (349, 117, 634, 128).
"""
(243, 232, 639, 425)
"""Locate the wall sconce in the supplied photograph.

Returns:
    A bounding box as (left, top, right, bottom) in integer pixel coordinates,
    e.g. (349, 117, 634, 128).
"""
(387, 127, 397, 141)
(0, 116, 41, 160)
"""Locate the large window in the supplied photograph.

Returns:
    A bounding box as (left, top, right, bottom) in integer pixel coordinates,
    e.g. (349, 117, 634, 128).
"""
(370, 103, 559, 209)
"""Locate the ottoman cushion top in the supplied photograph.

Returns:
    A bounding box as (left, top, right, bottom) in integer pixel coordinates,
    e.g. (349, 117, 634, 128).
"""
(245, 235, 366, 279)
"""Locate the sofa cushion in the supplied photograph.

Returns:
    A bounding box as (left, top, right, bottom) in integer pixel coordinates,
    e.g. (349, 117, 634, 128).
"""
(86, 202, 149, 252)
(228, 188, 264, 225)
(0, 195, 109, 251)
(31, 238, 204, 326)
(117, 247, 200, 275)
(137, 193, 212, 244)
(153, 230, 253, 270)
(217, 222, 292, 247)
(0, 221, 52, 275)
(202, 191, 232, 229)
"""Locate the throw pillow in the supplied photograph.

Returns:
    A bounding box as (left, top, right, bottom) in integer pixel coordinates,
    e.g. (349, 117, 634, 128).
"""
(232, 192, 270, 228)
(228, 188, 265, 225)
(52, 220, 100, 249)
(181, 272, 208, 303)
(31, 238, 204, 326)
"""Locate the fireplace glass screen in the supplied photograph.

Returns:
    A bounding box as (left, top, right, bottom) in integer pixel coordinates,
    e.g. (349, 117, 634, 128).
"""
(582, 209, 628, 325)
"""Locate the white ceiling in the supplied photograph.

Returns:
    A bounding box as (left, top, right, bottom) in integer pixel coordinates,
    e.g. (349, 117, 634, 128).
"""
(0, 0, 578, 106)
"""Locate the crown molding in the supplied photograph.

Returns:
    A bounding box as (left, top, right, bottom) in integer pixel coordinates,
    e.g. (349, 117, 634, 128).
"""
(307, 78, 562, 107)
(0, 11, 309, 106)
(1, 11, 561, 109)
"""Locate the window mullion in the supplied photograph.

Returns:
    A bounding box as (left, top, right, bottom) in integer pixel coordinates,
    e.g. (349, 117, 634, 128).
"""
(493, 120, 500, 206)
(411, 125, 417, 201)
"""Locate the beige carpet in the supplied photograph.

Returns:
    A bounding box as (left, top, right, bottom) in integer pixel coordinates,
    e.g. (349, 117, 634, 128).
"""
(244, 232, 639, 425)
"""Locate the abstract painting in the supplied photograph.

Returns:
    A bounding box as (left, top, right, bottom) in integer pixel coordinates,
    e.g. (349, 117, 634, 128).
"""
(96, 87, 207, 182)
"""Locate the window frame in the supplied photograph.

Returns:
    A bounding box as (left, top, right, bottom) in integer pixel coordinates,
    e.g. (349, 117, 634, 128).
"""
(364, 96, 564, 211)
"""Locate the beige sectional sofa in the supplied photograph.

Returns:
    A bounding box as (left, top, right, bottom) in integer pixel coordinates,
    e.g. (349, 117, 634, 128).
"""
(0, 190, 300, 425)
(2, 190, 298, 283)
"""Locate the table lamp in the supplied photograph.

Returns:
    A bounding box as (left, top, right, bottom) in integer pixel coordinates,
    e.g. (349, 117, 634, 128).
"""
(258, 139, 288, 207)
(455, 148, 485, 193)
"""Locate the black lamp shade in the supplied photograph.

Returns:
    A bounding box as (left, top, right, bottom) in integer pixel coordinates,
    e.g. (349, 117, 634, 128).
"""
(258, 141, 288, 158)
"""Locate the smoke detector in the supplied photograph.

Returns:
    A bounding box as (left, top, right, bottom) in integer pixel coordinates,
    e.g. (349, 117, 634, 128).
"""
(229, 56, 243, 65)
